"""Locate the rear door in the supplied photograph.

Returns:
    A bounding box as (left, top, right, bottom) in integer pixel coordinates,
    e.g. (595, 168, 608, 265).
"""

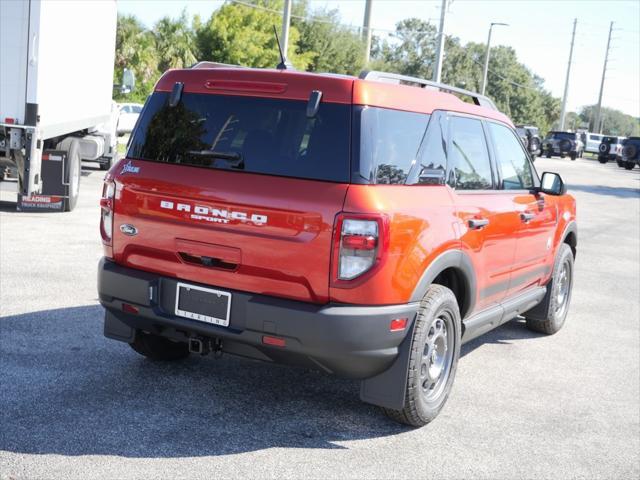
(486, 121, 557, 297)
(447, 115, 520, 310)
(113, 91, 352, 304)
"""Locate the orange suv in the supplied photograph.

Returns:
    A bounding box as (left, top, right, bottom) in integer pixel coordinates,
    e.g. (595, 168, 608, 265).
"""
(98, 65, 577, 427)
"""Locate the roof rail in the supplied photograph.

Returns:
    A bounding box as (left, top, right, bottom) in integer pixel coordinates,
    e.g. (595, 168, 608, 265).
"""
(359, 70, 498, 111)
(191, 61, 245, 70)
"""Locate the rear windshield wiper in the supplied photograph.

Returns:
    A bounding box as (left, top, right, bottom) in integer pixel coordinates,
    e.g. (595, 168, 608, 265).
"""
(186, 150, 244, 168)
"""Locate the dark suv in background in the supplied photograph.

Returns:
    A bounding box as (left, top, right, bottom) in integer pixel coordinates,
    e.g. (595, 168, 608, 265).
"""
(619, 137, 640, 170)
(516, 125, 542, 160)
(599, 136, 624, 164)
(543, 131, 584, 160)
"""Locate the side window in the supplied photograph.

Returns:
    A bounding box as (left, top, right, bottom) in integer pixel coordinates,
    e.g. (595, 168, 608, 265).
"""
(131, 105, 143, 114)
(447, 116, 493, 190)
(407, 112, 448, 185)
(359, 107, 430, 184)
(488, 122, 534, 190)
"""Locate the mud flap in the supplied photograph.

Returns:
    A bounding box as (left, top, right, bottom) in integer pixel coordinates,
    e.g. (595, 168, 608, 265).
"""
(17, 150, 67, 212)
(104, 310, 136, 343)
(359, 320, 416, 410)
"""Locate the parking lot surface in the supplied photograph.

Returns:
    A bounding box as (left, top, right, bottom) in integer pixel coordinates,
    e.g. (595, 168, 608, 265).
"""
(1, 157, 638, 479)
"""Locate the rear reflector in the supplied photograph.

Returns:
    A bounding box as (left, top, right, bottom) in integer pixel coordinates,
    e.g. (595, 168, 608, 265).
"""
(389, 318, 408, 332)
(122, 303, 139, 315)
(4, 117, 15, 124)
(262, 335, 286, 347)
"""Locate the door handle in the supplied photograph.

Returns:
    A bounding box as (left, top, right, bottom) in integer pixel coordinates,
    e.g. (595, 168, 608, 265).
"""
(520, 212, 535, 223)
(468, 218, 489, 230)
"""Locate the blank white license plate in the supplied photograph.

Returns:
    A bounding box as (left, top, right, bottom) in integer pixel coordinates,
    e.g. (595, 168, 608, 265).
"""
(174, 282, 231, 327)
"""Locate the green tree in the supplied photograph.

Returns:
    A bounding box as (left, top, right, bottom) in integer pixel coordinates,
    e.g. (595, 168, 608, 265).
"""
(154, 10, 199, 72)
(196, 0, 313, 70)
(293, 7, 365, 75)
(113, 14, 159, 103)
(579, 105, 640, 136)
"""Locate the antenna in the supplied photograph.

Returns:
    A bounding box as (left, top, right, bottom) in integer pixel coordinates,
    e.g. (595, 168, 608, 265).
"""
(273, 25, 292, 70)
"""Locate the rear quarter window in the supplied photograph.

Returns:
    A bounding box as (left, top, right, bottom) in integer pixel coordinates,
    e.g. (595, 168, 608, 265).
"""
(355, 107, 430, 184)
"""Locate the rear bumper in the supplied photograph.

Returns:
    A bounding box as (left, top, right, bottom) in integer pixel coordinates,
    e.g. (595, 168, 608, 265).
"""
(98, 258, 418, 379)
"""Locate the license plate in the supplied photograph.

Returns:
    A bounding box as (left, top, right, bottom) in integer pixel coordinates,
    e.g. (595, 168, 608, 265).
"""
(175, 282, 231, 327)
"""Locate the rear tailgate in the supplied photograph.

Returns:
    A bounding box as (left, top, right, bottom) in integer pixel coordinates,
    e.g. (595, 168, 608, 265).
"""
(111, 80, 353, 304)
(113, 163, 348, 303)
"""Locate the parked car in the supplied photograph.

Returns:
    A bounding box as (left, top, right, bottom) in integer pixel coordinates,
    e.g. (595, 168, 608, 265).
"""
(543, 131, 584, 160)
(516, 125, 542, 160)
(97, 66, 577, 427)
(598, 136, 625, 163)
(116, 103, 143, 135)
(583, 132, 603, 155)
(618, 137, 640, 170)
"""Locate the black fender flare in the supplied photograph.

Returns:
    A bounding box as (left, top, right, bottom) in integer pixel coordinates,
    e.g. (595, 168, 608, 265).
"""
(409, 249, 477, 318)
(560, 220, 578, 255)
(360, 249, 476, 410)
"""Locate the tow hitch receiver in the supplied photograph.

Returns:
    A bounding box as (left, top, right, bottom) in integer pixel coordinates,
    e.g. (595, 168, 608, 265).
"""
(188, 337, 223, 357)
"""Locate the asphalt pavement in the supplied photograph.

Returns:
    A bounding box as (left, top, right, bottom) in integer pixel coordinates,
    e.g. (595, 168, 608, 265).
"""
(0, 156, 638, 479)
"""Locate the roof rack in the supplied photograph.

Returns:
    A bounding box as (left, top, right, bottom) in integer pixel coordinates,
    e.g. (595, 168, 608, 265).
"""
(359, 70, 498, 111)
(190, 61, 245, 70)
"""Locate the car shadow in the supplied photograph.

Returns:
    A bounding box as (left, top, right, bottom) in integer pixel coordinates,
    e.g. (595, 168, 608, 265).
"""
(0, 305, 410, 458)
(566, 183, 640, 199)
(461, 317, 544, 357)
(0, 305, 550, 458)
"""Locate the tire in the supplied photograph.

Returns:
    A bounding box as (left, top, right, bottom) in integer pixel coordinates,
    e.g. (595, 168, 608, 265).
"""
(599, 156, 608, 164)
(570, 151, 577, 161)
(383, 285, 461, 427)
(622, 144, 637, 159)
(598, 143, 608, 154)
(64, 139, 81, 212)
(524, 243, 574, 335)
(130, 332, 190, 361)
(546, 152, 552, 159)
(624, 162, 635, 170)
(616, 159, 624, 168)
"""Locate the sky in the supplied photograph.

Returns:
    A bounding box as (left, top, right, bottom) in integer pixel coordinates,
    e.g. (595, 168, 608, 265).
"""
(117, 0, 640, 118)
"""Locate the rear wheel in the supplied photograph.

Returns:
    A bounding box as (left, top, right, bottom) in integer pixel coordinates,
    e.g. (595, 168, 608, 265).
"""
(525, 243, 574, 335)
(624, 162, 635, 170)
(63, 139, 81, 211)
(570, 151, 577, 161)
(383, 285, 461, 427)
(599, 156, 608, 164)
(130, 332, 190, 361)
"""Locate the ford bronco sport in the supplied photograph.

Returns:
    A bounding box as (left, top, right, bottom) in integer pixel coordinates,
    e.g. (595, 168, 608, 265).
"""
(98, 65, 577, 427)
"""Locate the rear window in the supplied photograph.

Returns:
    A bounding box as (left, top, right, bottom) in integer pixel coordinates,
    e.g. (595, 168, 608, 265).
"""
(548, 132, 576, 140)
(128, 92, 351, 182)
(603, 136, 620, 143)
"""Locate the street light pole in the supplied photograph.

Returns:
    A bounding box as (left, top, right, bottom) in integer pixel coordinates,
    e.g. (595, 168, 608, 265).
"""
(481, 22, 508, 95)
(280, 0, 292, 60)
(362, 0, 374, 64)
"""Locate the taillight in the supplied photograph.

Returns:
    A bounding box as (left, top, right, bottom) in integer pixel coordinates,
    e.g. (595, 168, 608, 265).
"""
(100, 180, 115, 253)
(332, 214, 388, 285)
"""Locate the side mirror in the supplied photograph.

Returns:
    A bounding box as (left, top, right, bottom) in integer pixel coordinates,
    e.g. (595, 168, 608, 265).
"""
(121, 68, 136, 94)
(539, 171, 566, 195)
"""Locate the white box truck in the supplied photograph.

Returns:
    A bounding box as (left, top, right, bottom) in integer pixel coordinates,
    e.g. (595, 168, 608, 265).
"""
(0, 0, 130, 211)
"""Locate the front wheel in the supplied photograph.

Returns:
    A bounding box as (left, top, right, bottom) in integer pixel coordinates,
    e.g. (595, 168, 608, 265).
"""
(525, 243, 574, 334)
(383, 285, 461, 427)
(570, 151, 577, 161)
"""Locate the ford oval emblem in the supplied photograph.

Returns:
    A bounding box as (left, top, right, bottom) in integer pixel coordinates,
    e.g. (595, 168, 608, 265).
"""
(120, 224, 138, 236)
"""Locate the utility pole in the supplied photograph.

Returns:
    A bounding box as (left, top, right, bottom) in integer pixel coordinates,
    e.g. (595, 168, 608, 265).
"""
(432, 0, 448, 82)
(280, 0, 292, 61)
(595, 21, 614, 134)
(559, 18, 577, 131)
(362, 0, 373, 64)
(481, 22, 508, 95)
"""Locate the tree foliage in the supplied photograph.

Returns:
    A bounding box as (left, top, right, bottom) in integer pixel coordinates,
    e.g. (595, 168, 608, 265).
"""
(114, 5, 636, 135)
